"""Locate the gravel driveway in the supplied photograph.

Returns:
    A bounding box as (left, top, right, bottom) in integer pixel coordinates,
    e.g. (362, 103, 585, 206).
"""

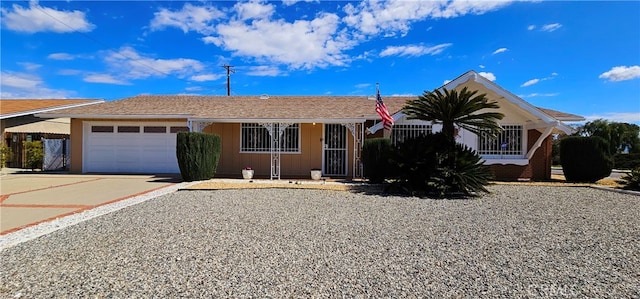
(1, 185, 638, 298)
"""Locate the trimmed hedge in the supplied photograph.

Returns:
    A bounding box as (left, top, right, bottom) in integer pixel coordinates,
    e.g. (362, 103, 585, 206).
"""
(362, 138, 392, 183)
(176, 132, 221, 182)
(613, 153, 640, 170)
(560, 136, 612, 183)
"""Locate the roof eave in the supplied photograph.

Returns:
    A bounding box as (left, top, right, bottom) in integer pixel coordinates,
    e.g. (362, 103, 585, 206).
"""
(1, 100, 105, 119)
(190, 118, 366, 124)
(35, 113, 192, 119)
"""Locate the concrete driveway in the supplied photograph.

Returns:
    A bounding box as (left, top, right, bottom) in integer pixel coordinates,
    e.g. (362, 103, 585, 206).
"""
(0, 169, 180, 235)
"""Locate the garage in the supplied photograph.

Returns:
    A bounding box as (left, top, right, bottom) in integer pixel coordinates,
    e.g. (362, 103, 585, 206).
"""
(83, 122, 188, 173)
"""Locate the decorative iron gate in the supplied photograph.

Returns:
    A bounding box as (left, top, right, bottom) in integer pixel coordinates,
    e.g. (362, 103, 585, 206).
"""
(323, 124, 347, 176)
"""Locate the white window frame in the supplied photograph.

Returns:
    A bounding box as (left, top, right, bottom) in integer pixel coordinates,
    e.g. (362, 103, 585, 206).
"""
(478, 124, 525, 158)
(240, 123, 301, 153)
(391, 123, 433, 145)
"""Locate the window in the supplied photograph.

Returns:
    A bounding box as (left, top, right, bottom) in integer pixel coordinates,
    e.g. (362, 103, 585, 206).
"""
(117, 126, 140, 133)
(91, 126, 113, 133)
(478, 125, 523, 156)
(241, 123, 300, 152)
(144, 126, 167, 133)
(391, 124, 432, 145)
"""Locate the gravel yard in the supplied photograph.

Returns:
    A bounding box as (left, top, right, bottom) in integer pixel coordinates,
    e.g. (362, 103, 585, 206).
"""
(1, 185, 638, 298)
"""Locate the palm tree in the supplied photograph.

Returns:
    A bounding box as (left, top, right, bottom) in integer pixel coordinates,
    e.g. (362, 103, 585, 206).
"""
(403, 87, 504, 145)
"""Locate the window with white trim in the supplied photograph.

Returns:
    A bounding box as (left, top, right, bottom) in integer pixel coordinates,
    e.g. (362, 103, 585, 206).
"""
(391, 124, 432, 145)
(478, 125, 523, 156)
(241, 123, 300, 152)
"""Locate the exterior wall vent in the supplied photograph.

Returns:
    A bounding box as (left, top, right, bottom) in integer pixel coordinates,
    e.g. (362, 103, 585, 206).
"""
(259, 94, 269, 100)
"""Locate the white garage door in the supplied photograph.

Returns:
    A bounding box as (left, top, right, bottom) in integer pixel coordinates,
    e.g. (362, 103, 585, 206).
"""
(84, 122, 188, 173)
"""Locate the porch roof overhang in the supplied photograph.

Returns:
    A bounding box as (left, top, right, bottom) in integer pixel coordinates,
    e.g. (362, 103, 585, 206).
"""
(4, 118, 71, 135)
(189, 117, 367, 124)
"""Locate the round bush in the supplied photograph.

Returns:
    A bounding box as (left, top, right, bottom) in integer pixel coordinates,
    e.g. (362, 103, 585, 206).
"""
(560, 136, 612, 183)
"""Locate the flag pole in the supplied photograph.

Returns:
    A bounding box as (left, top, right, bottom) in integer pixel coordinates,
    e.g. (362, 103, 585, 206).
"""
(377, 82, 392, 139)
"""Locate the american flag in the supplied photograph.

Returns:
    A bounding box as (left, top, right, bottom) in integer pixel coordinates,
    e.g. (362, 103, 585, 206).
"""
(375, 90, 394, 130)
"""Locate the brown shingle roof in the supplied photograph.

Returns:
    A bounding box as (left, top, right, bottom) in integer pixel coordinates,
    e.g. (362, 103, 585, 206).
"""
(1, 99, 103, 118)
(39, 95, 414, 121)
(536, 107, 585, 122)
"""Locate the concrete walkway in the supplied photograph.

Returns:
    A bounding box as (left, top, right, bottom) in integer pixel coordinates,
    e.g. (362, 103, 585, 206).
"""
(0, 169, 179, 235)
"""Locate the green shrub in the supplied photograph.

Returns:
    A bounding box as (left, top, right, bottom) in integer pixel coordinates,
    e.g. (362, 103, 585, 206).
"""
(362, 138, 392, 183)
(24, 141, 44, 170)
(1, 144, 12, 168)
(613, 153, 640, 170)
(560, 136, 612, 183)
(176, 132, 221, 182)
(391, 133, 492, 197)
(620, 167, 640, 191)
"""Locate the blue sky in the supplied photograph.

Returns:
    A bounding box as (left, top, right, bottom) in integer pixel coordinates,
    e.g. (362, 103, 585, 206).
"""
(2, 0, 639, 124)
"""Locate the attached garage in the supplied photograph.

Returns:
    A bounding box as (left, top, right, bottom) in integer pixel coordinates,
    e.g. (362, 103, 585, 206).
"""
(83, 122, 188, 173)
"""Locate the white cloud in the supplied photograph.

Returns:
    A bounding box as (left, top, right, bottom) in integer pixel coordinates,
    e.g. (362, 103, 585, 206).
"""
(479, 64, 486, 69)
(151, 1, 515, 70)
(48, 53, 75, 60)
(246, 66, 283, 77)
(149, 3, 223, 34)
(1, 1, 95, 33)
(521, 78, 540, 87)
(541, 23, 562, 32)
(234, 1, 275, 20)
(520, 72, 558, 87)
(84, 74, 130, 85)
(103, 47, 204, 80)
(0, 71, 72, 98)
(209, 12, 349, 69)
(1, 71, 41, 89)
(585, 112, 640, 124)
(527, 25, 536, 30)
(492, 47, 508, 55)
(282, 0, 318, 6)
(478, 72, 496, 81)
(434, 0, 513, 18)
(599, 65, 640, 82)
(18, 62, 42, 71)
(380, 43, 452, 57)
(443, 79, 452, 85)
(343, 1, 513, 38)
(189, 74, 222, 82)
(518, 93, 559, 98)
(355, 83, 371, 89)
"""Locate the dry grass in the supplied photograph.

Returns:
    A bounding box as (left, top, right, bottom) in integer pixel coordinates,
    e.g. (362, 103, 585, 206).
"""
(185, 176, 626, 193)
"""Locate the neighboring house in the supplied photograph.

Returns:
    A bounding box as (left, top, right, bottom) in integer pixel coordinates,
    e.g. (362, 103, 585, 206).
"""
(1, 99, 104, 169)
(37, 71, 583, 180)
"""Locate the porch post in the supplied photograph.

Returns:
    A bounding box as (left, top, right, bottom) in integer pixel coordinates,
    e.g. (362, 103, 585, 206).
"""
(342, 122, 364, 179)
(259, 123, 292, 180)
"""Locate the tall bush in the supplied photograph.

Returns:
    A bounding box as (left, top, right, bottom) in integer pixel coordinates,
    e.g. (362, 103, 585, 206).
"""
(362, 138, 392, 183)
(24, 140, 44, 170)
(560, 136, 612, 183)
(176, 132, 221, 182)
(613, 153, 640, 170)
(1, 144, 13, 168)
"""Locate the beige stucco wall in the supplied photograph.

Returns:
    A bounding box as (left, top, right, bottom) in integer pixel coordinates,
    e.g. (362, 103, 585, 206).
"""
(204, 123, 333, 178)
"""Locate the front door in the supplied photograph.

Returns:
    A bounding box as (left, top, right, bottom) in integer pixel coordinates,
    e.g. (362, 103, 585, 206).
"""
(323, 124, 347, 176)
